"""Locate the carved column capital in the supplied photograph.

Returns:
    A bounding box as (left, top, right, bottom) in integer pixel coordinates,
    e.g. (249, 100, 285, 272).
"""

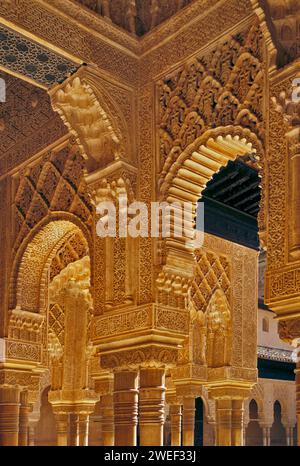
(100, 345, 178, 371)
(50, 70, 123, 172)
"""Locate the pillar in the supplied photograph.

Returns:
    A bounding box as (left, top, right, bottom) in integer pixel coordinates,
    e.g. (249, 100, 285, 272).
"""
(69, 413, 78, 446)
(0, 385, 20, 446)
(114, 371, 138, 446)
(139, 368, 165, 446)
(215, 399, 232, 446)
(18, 391, 30, 446)
(101, 394, 114, 446)
(285, 426, 294, 446)
(88, 400, 102, 446)
(55, 412, 68, 446)
(262, 426, 271, 446)
(170, 404, 182, 446)
(28, 422, 36, 446)
(231, 399, 244, 446)
(78, 413, 89, 446)
(182, 397, 195, 446)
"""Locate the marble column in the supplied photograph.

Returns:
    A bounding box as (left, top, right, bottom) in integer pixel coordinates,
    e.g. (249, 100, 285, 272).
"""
(215, 399, 232, 446)
(101, 394, 114, 446)
(114, 371, 138, 446)
(55, 412, 68, 446)
(170, 404, 182, 446)
(231, 399, 244, 446)
(285, 426, 294, 446)
(18, 391, 30, 446)
(182, 397, 195, 446)
(0, 385, 21, 446)
(78, 413, 89, 446)
(28, 422, 36, 446)
(69, 413, 78, 446)
(139, 368, 165, 446)
(262, 426, 271, 446)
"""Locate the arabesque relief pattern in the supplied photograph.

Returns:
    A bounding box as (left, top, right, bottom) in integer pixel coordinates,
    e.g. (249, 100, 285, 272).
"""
(158, 22, 265, 229)
(13, 139, 93, 253)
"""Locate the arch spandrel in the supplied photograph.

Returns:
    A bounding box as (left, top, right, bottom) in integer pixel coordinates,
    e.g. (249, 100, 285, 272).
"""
(156, 19, 266, 262)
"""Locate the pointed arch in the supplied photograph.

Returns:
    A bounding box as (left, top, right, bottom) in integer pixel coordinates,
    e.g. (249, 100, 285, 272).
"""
(11, 214, 90, 314)
(159, 126, 264, 264)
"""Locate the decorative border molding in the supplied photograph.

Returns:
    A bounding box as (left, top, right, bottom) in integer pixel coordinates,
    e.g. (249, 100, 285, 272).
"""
(0, 23, 79, 88)
(6, 339, 42, 363)
(258, 345, 294, 363)
(93, 304, 189, 339)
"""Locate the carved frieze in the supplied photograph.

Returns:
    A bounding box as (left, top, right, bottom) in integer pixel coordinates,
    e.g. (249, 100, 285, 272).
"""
(7, 307, 44, 343)
(94, 307, 152, 338)
(267, 266, 300, 299)
(93, 304, 189, 340)
(0, 24, 79, 88)
(158, 22, 265, 182)
(6, 339, 41, 363)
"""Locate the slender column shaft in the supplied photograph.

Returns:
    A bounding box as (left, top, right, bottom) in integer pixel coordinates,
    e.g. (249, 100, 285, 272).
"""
(69, 413, 78, 446)
(262, 426, 271, 446)
(114, 371, 138, 446)
(55, 413, 68, 446)
(215, 399, 232, 446)
(78, 413, 89, 446)
(101, 395, 114, 446)
(18, 391, 30, 446)
(285, 426, 294, 446)
(28, 423, 36, 446)
(170, 404, 182, 446)
(231, 399, 244, 446)
(0, 386, 20, 446)
(182, 397, 195, 446)
(139, 368, 165, 446)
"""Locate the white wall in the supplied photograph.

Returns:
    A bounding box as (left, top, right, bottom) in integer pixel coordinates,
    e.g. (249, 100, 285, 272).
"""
(258, 308, 293, 351)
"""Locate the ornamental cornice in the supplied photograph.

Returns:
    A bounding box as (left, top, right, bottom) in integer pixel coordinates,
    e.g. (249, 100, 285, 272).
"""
(0, 0, 258, 88)
(93, 304, 190, 342)
(5, 339, 42, 364)
(257, 345, 295, 363)
(265, 264, 300, 308)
